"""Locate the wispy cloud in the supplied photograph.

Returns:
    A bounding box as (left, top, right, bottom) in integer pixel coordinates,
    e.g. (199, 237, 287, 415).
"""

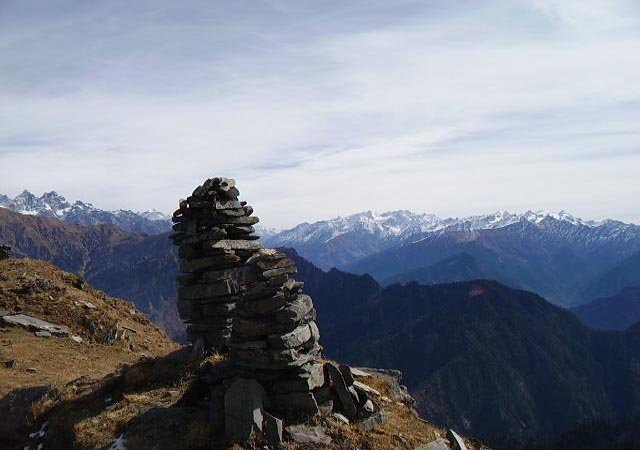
(0, 0, 638, 227)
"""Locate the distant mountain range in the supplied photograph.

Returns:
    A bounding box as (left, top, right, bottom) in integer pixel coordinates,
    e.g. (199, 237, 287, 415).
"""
(0, 208, 181, 338)
(3, 207, 640, 446)
(2, 192, 638, 307)
(0, 190, 171, 235)
(266, 210, 640, 307)
(264, 209, 624, 268)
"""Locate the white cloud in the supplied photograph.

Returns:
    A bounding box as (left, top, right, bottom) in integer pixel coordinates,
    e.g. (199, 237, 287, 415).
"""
(0, 0, 638, 228)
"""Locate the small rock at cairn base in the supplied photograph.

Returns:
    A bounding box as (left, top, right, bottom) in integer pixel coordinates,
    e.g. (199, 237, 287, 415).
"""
(224, 378, 266, 442)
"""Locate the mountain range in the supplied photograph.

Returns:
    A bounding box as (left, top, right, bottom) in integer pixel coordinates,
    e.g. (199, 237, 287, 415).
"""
(3, 192, 639, 310)
(266, 210, 640, 307)
(0, 207, 182, 338)
(2, 207, 640, 447)
(0, 190, 171, 235)
(283, 249, 640, 446)
(264, 209, 626, 268)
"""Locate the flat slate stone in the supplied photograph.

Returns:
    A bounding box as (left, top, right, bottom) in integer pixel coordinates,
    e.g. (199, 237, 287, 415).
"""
(285, 424, 331, 445)
(447, 429, 469, 450)
(351, 367, 372, 378)
(271, 362, 325, 393)
(274, 295, 314, 324)
(180, 254, 240, 273)
(416, 438, 450, 450)
(359, 411, 386, 431)
(263, 412, 283, 445)
(206, 239, 263, 252)
(2, 314, 69, 336)
(224, 378, 265, 442)
(178, 279, 238, 299)
(267, 323, 312, 349)
(325, 362, 358, 418)
(237, 296, 287, 317)
(353, 380, 381, 397)
(270, 391, 319, 417)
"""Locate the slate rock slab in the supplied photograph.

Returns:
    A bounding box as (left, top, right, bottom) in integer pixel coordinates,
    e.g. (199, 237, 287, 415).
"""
(359, 411, 386, 431)
(416, 438, 450, 450)
(224, 378, 265, 442)
(285, 424, 332, 444)
(1, 314, 70, 336)
(447, 429, 468, 450)
(326, 362, 358, 418)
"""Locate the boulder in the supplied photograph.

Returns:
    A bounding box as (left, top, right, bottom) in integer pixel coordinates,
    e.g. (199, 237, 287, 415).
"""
(359, 411, 386, 431)
(353, 380, 381, 397)
(270, 363, 325, 394)
(274, 295, 314, 324)
(447, 429, 469, 450)
(263, 412, 283, 445)
(325, 363, 357, 418)
(1, 314, 69, 336)
(285, 424, 331, 445)
(224, 379, 265, 442)
(270, 391, 319, 417)
(417, 438, 450, 450)
(267, 323, 312, 349)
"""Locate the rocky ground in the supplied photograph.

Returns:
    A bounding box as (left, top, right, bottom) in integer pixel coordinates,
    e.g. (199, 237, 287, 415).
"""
(0, 258, 489, 450)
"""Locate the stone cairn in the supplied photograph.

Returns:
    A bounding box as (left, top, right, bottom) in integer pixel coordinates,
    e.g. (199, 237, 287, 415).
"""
(172, 178, 383, 445)
(0, 244, 11, 260)
(170, 177, 262, 352)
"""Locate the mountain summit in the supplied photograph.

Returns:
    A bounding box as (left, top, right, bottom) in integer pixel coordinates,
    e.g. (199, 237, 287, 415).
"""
(0, 190, 171, 235)
(265, 209, 639, 271)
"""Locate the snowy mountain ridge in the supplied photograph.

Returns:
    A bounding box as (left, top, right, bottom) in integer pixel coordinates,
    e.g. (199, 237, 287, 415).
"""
(263, 209, 640, 271)
(268, 209, 624, 245)
(0, 190, 171, 235)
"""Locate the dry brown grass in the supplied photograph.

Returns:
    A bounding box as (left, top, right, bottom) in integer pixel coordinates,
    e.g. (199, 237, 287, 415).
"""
(0, 258, 179, 397)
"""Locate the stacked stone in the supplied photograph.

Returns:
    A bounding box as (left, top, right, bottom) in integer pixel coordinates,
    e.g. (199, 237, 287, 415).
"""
(172, 178, 383, 444)
(216, 248, 384, 443)
(229, 248, 325, 419)
(170, 177, 262, 352)
(0, 244, 10, 260)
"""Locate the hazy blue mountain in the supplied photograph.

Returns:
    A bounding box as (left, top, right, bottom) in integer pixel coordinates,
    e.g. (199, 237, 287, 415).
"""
(304, 275, 640, 444)
(572, 287, 640, 330)
(346, 218, 640, 307)
(579, 251, 640, 302)
(383, 252, 508, 287)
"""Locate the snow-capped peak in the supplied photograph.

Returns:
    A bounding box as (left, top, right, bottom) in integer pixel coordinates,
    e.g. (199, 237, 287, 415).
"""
(266, 209, 631, 248)
(139, 209, 171, 222)
(0, 190, 172, 234)
(521, 210, 601, 227)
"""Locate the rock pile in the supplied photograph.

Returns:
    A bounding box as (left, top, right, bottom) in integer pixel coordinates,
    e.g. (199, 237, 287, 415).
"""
(170, 177, 262, 352)
(229, 248, 323, 418)
(0, 245, 11, 260)
(172, 177, 385, 444)
(169, 177, 389, 445)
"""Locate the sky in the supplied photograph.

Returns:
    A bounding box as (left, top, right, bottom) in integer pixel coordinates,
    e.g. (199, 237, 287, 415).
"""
(0, 0, 639, 228)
